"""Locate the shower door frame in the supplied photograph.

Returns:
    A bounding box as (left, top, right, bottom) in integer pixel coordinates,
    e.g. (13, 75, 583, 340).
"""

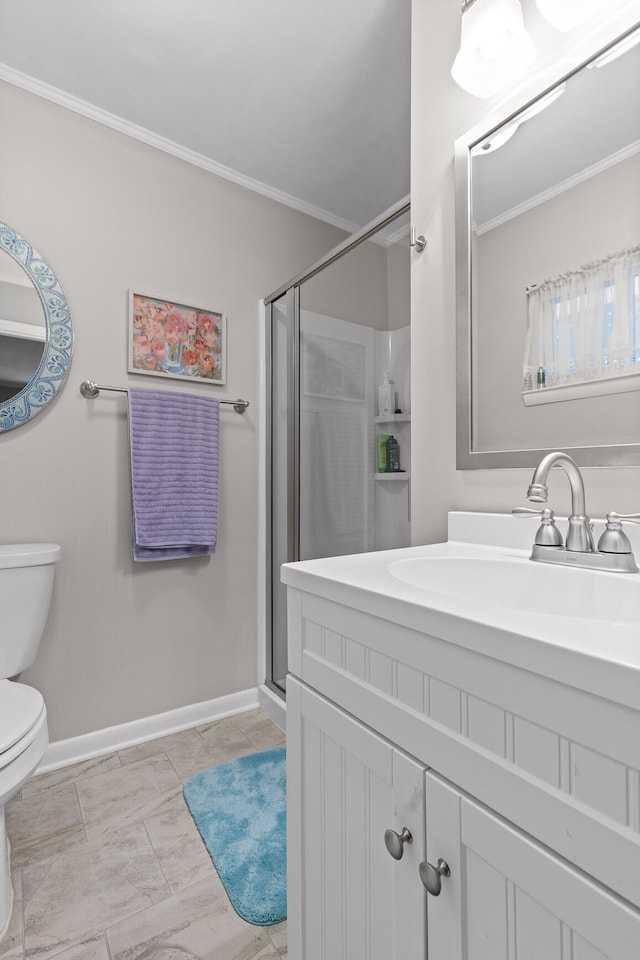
(264, 286, 300, 698)
(264, 198, 410, 700)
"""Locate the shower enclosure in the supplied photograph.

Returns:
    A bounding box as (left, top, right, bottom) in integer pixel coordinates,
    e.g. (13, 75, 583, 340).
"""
(264, 201, 411, 696)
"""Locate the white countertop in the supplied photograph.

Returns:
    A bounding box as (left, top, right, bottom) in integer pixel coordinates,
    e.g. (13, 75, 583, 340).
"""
(282, 513, 640, 711)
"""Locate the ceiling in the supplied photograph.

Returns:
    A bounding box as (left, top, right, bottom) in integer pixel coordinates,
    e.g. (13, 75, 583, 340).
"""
(0, 0, 411, 234)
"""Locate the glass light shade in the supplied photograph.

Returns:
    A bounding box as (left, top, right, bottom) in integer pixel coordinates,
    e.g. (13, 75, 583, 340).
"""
(535, 0, 610, 32)
(452, 0, 536, 99)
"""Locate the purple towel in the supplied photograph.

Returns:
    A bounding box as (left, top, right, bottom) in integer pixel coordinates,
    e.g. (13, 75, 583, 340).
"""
(128, 389, 219, 562)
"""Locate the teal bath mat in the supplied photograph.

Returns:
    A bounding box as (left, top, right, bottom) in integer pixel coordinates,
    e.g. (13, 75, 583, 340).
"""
(183, 745, 286, 925)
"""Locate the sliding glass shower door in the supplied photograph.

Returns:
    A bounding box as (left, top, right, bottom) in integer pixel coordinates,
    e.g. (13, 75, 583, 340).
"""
(266, 202, 411, 696)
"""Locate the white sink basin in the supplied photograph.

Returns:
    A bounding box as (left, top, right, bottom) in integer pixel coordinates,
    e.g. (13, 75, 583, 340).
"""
(387, 555, 640, 624)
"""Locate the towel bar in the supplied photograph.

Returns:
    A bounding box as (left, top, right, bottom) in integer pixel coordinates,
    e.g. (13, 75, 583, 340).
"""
(79, 380, 250, 414)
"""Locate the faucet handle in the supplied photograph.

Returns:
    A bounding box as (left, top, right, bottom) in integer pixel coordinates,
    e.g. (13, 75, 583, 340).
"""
(512, 507, 563, 547)
(597, 512, 640, 555)
(512, 507, 553, 519)
(605, 512, 640, 524)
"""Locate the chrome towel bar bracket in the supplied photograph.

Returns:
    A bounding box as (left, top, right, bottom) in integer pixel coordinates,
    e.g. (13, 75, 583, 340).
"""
(79, 380, 250, 414)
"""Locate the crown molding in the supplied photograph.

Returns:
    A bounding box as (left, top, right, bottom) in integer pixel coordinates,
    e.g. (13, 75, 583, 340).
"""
(0, 62, 366, 236)
(379, 217, 411, 247)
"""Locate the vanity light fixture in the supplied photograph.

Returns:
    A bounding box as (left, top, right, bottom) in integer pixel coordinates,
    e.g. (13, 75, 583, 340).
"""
(515, 80, 567, 121)
(472, 82, 566, 155)
(535, 0, 610, 32)
(451, 0, 536, 99)
(587, 25, 640, 68)
(472, 121, 520, 155)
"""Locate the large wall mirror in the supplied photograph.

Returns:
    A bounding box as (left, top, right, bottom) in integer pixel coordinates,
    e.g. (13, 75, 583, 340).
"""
(0, 223, 73, 431)
(455, 25, 640, 469)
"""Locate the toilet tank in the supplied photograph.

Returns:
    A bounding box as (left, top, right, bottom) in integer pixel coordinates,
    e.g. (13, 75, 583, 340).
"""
(0, 544, 61, 678)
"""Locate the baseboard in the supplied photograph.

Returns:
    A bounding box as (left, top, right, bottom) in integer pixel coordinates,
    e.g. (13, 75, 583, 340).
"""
(38, 687, 260, 774)
(258, 683, 286, 733)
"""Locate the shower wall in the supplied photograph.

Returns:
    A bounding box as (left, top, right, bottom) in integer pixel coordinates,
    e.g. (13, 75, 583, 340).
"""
(374, 324, 411, 550)
(300, 310, 375, 560)
(299, 314, 411, 559)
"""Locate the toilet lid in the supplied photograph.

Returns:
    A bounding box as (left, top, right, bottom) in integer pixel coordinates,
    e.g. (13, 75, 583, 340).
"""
(0, 680, 45, 755)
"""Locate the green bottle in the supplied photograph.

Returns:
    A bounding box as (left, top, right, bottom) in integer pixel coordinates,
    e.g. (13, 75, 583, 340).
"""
(385, 435, 400, 472)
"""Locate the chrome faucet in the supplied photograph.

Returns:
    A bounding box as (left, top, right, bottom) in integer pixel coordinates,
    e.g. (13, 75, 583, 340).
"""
(513, 451, 639, 573)
(526, 451, 594, 552)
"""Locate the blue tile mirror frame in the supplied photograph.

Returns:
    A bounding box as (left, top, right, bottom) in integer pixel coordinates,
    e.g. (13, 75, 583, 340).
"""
(0, 221, 73, 432)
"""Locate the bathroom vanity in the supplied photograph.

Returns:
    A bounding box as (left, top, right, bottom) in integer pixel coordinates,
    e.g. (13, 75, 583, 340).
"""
(283, 512, 640, 959)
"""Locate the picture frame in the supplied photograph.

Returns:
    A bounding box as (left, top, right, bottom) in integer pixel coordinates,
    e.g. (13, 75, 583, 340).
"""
(127, 290, 226, 386)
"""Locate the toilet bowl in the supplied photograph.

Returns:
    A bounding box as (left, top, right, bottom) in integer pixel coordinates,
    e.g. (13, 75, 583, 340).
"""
(0, 542, 59, 941)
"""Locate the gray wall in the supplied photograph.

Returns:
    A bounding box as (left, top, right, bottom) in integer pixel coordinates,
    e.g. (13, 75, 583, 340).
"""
(411, 0, 640, 544)
(0, 82, 347, 741)
(301, 233, 410, 331)
(301, 238, 391, 329)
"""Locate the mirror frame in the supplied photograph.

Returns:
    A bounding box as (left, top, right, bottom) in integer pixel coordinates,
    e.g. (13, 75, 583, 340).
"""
(0, 222, 73, 432)
(455, 30, 640, 470)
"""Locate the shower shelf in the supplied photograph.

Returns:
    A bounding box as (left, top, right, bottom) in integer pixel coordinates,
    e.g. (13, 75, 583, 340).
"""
(374, 413, 411, 424)
(375, 472, 410, 480)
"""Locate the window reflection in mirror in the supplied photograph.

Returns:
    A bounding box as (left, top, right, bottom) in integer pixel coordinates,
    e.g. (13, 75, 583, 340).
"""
(458, 27, 640, 467)
(0, 251, 45, 401)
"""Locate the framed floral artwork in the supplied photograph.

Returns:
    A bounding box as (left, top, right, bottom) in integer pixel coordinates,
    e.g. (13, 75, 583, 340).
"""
(128, 291, 226, 385)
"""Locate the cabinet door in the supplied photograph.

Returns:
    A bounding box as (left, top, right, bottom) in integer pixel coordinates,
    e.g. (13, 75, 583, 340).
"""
(287, 676, 427, 960)
(425, 771, 640, 960)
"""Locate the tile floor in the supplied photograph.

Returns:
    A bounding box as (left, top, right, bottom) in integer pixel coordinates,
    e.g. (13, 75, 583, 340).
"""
(1, 708, 287, 960)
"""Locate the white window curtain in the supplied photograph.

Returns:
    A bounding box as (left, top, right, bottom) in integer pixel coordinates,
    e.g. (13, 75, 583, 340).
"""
(522, 245, 640, 404)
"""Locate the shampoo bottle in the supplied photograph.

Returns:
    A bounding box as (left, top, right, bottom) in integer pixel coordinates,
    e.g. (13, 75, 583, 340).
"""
(378, 371, 394, 417)
(385, 435, 400, 472)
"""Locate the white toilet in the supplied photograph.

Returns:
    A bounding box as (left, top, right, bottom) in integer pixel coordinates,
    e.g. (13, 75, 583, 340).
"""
(0, 542, 60, 940)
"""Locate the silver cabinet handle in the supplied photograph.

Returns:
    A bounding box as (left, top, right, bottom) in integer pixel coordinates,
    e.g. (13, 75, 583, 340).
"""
(419, 858, 451, 895)
(384, 827, 413, 860)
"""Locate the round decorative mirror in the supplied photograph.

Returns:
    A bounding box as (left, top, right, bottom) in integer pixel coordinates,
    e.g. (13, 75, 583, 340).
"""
(0, 222, 72, 431)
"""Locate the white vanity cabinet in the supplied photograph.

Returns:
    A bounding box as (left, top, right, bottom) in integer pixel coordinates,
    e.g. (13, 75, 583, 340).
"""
(283, 527, 640, 959)
(288, 673, 640, 960)
(425, 773, 639, 960)
(287, 677, 427, 960)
